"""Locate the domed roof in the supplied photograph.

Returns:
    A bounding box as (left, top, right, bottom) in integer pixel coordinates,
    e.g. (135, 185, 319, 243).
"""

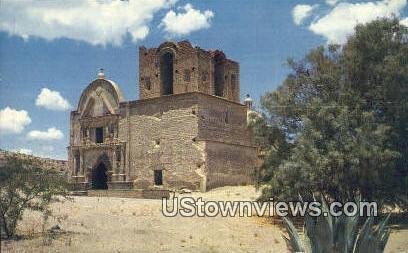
(105, 79, 124, 102)
(77, 74, 124, 115)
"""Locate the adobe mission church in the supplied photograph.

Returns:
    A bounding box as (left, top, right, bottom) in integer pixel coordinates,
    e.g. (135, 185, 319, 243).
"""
(68, 41, 259, 192)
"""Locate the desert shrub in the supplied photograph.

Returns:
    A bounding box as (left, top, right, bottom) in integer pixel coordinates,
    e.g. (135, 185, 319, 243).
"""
(0, 154, 69, 238)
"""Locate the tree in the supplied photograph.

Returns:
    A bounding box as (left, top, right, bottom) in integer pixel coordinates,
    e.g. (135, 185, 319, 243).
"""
(257, 17, 407, 208)
(248, 111, 293, 181)
(0, 154, 69, 238)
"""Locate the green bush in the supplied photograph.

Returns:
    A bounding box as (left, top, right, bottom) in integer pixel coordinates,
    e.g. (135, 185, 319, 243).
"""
(0, 154, 69, 239)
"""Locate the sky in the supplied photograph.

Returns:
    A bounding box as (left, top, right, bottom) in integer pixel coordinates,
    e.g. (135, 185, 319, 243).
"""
(0, 0, 407, 159)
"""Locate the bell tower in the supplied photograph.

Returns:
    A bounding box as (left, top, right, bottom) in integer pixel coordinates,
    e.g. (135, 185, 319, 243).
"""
(138, 41, 240, 103)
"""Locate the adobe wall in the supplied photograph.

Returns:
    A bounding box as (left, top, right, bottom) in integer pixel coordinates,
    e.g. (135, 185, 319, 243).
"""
(70, 112, 81, 146)
(119, 92, 257, 191)
(139, 41, 240, 103)
(204, 142, 257, 190)
(195, 94, 257, 190)
(197, 94, 253, 146)
(119, 93, 206, 191)
(139, 41, 201, 99)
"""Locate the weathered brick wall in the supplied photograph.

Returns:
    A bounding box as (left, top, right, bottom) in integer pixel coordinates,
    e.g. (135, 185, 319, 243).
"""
(70, 112, 81, 146)
(118, 92, 257, 191)
(139, 41, 200, 99)
(119, 93, 206, 191)
(223, 60, 240, 102)
(197, 48, 213, 95)
(138, 41, 240, 103)
(139, 47, 158, 99)
(204, 142, 257, 190)
(197, 94, 253, 146)
(196, 94, 256, 189)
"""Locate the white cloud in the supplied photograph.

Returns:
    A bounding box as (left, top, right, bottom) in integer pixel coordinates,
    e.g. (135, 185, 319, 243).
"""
(14, 148, 33, 155)
(401, 17, 408, 26)
(326, 0, 339, 6)
(35, 88, 71, 111)
(309, 0, 407, 44)
(0, 0, 177, 46)
(293, 4, 318, 25)
(27, 127, 64, 141)
(0, 107, 32, 134)
(160, 3, 214, 36)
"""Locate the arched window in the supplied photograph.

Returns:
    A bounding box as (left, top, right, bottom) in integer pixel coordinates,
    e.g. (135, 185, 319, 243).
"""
(214, 54, 225, 97)
(160, 52, 174, 95)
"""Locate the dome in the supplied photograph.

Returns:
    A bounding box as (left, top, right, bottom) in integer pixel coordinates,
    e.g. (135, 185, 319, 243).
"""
(97, 68, 105, 79)
(244, 94, 253, 102)
(77, 77, 124, 117)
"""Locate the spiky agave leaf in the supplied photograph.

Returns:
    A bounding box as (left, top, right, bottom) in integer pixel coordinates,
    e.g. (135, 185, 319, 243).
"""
(304, 195, 335, 253)
(353, 214, 391, 253)
(282, 216, 307, 252)
(282, 195, 391, 253)
(334, 196, 361, 253)
(373, 214, 391, 252)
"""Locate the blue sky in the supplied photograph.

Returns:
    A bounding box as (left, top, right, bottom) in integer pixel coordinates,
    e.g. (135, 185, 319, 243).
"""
(0, 0, 407, 159)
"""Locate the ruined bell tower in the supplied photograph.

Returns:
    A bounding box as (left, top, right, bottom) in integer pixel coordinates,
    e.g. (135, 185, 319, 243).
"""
(138, 40, 240, 102)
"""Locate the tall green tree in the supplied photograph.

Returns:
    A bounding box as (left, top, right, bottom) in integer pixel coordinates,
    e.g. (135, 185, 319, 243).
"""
(258, 18, 407, 208)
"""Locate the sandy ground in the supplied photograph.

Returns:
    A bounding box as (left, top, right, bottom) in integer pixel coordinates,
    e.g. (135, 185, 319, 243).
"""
(1, 186, 407, 253)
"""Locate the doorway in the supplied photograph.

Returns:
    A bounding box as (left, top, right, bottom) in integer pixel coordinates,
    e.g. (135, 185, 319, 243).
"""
(92, 162, 108, 189)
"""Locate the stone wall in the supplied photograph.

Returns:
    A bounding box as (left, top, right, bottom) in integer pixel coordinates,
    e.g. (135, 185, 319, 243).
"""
(119, 93, 206, 191)
(0, 149, 68, 173)
(138, 41, 240, 103)
(204, 142, 257, 190)
(196, 94, 257, 189)
(119, 92, 257, 191)
(197, 94, 252, 146)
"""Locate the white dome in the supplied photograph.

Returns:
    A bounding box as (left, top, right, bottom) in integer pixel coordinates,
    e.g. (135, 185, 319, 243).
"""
(97, 68, 105, 79)
(244, 94, 253, 102)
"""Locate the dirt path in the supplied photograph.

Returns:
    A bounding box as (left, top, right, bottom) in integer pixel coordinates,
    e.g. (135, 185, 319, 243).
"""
(1, 186, 407, 253)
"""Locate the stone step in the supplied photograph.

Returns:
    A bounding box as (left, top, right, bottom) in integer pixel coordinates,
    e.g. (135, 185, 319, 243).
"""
(79, 189, 171, 199)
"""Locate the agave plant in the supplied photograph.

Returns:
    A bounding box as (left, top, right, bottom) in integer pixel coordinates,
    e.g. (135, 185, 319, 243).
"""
(282, 196, 391, 253)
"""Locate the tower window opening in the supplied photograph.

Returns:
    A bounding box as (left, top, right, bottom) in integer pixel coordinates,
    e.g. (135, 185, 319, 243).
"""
(214, 55, 225, 97)
(160, 52, 174, 95)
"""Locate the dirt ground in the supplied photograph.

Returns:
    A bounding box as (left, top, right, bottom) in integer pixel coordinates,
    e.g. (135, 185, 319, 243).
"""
(1, 186, 407, 253)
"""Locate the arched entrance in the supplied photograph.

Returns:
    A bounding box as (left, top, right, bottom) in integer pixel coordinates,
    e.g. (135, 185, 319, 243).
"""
(91, 162, 108, 189)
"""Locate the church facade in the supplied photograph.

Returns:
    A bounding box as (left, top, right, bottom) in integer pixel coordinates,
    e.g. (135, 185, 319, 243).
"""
(68, 41, 258, 192)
